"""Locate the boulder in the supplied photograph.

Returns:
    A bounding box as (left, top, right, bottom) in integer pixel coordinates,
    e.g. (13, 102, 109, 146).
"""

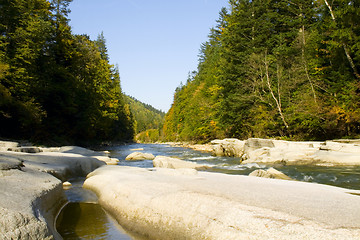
(320, 141, 360, 153)
(153, 156, 210, 170)
(8, 146, 42, 153)
(93, 156, 119, 165)
(210, 138, 245, 157)
(313, 151, 360, 165)
(125, 152, 155, 161)
(0, 140, 18, 152)
(0, 155, 23, 171)
(59, 146, 108, 156)
(84, 166, 360, 240)
(244, 138, 275, 153)
(1, 151, 105, 181)
(0, 166, 66, 239)
(249, 167, 292, 180)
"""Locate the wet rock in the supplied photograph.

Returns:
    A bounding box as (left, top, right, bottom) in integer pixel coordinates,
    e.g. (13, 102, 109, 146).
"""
(125, 152, 155, 161)
(249, 167, 292, 180)
(153, 156, 210, 170)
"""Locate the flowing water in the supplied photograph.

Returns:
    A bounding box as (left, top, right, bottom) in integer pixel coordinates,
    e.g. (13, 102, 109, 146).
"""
(109, 143, 360, 190)
(57, 143, 360, 239)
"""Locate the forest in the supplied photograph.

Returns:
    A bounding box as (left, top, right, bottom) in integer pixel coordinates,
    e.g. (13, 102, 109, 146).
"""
(0, 0, 135, 145)
(164, 0, 360, 143)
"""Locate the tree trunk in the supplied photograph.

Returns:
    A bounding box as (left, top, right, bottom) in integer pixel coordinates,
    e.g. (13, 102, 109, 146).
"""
(264, 54, 289, 129)
(323, 0, 360, 79)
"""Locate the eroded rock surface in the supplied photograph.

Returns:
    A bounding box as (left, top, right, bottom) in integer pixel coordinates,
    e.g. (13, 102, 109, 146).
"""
(125, 152, 155, 161)
(0, 141, 110, 239)
(0, 162, 66, 239)
(153, 155, 210, 170)
(84, 165, 360, 240)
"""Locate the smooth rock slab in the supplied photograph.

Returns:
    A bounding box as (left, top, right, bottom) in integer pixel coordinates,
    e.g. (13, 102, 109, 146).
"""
(125, 152, 155, 161)
(0, 168, 66, 239)
(249, 167, 292, 180)
(153, 156, 210, 170)
(84, 166, 360, 240)
(1, 151, 105, 181)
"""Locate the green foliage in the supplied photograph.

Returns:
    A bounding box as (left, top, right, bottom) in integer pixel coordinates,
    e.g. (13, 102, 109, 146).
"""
(0, 0, 135, 144)
(164, 0, 360, 142)
(135, 129, 162, 143)
(126, 95, 165, 134)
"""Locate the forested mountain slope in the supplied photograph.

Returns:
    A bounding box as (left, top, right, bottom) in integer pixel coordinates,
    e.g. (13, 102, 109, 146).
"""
(164, 0, 360, 143)
(126, 95, 165, 134)
(0, 0, 135, 145)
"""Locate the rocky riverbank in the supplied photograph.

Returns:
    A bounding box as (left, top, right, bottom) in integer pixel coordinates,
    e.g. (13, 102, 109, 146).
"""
(84, 165, 360, 239)
(178, 138, 360, 166)
(0, 140, 118, 239)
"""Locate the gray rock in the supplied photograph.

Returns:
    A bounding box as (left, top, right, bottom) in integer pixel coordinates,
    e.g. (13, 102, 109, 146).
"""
(153, 156, 210, 170)
(2, 151, 106, 181)
(0, 155, 23, 170)
(249, 167, 292, 180)
(0, 168, 66, 240)
(59, 146, 108, 156)
(125, 152, 155, 161)
(8, 146, 42, 153)
(244, 138, 275, 153)
(84, 166, 360, 240)
(0, 140, 18, 152)
(210, 138, 245, 157)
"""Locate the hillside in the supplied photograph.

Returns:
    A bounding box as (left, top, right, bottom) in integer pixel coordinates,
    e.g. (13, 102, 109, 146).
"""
(164, 0, 360, 143)
(126, 95, 165, 134)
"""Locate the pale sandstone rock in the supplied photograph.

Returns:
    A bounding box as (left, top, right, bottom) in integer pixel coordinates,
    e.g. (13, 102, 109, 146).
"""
(211, 138, 245, 157)
(0, 166, 66, 240)
(1, 151, 105, 181)
(8, 146, 42, 153)
(130, 148, 144, 151)
(249, 167, 292, 180)
(125, 152, 155, 161)
(153, 156, 210, 170)
(84, 166, 360, 240)
(92, 156, 119, 165)
(59, 146, 108, 156)
(0, 140, 18, 152)
(320, 140, 360, 153)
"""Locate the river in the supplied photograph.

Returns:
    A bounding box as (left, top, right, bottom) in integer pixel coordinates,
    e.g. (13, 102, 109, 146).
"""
(57, 143, 360, 239)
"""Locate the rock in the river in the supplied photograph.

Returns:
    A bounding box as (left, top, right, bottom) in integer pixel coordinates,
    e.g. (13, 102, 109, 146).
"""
(8, 146, 42, 153)
(320, 140, 360, 153)
(0, 141, 110, 240)
(84, 165, 360, 240)
(211, 138, 245, 157)
(59, 146, 108, 156)
(125, 152, 155, 161)
(249, 167, 292, 180)
(1, 150, 105, 181)
(0, 161, 66, 240)
(0, 140, 18, 151)
(153, 156, 210, 170)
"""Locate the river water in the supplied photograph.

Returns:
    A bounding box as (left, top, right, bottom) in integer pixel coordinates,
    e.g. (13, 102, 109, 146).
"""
(57, 143, 360, 239)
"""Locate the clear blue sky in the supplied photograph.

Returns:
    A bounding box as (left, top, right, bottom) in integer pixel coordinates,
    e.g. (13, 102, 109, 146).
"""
(69, 0, 228, 112)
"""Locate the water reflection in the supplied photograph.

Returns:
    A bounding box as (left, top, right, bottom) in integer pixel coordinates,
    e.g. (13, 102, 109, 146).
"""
(57, 179, 135, 240)
(57, 202, 131, 240)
